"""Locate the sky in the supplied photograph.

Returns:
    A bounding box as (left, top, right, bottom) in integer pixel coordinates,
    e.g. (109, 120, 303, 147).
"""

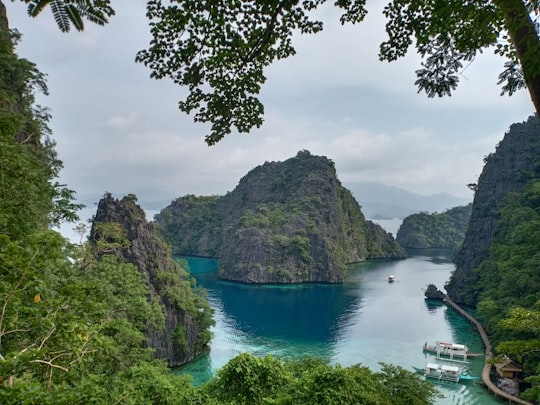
(5, 0, 535, 205)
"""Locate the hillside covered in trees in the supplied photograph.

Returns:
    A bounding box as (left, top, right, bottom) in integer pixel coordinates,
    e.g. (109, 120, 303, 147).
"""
(396, 204, 472, 249)
(0, 13, 218, 401)
(445, 116, 540, 402)
(90, 194, 214, 366)
(155, 150, 406, 284)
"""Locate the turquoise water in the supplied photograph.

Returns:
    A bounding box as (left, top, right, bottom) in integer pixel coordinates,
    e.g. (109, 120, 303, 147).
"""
(179, 251, 501, 404)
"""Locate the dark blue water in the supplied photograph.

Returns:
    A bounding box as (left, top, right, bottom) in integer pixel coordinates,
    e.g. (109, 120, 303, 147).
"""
(180, 250, 501, 404)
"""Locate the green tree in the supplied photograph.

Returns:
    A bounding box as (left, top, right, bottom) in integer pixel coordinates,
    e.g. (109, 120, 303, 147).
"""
(0, 8, 81, 239)
(0, 11, 212, 403)
(494, 304, 540, 403)
(0, 231, 198, 404)
(471, 179, 540, 400)
(200, 354, 441, 405)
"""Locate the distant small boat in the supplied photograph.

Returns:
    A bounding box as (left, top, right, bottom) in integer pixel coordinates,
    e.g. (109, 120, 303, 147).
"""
(423, 341, 483, 360)
(388, 275, 395, 283)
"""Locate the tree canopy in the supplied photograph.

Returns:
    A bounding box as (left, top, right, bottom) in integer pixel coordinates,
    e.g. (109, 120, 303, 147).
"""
(469, 178, 540, 401)
(11, 0, 540, 144)
(23, 0, 114, 32)
(135, 0, 540, 144)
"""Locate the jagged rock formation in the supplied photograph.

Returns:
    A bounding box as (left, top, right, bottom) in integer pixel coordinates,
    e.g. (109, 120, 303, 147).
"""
(396, 204, 472, 249)
(446, 116, 540, 305)
(424, 284, 445, 300)
(90, 194, 213, 367)
(156, 150, 406, 284)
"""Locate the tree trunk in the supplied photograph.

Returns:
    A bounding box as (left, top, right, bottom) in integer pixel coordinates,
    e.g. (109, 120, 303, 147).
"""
(496, 0, 540, 117)
(0, 0, 11, 50)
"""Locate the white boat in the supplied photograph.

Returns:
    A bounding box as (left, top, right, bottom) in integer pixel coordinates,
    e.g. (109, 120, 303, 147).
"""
(388, 275, 395, 283)
(416, 362, 461, 382)
(423, 341, 482, 360)
(413, 363, 479, 383)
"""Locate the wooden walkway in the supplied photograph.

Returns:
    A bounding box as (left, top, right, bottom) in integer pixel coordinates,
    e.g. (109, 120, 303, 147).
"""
(443, 296, 533, 405)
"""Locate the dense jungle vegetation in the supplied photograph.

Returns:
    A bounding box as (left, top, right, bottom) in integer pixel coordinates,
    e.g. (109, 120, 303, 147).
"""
(0, 23, 440, 405)
(0, 26, 213, 402)
(464, 179, 540, 402)
(396, 204, 472, 249)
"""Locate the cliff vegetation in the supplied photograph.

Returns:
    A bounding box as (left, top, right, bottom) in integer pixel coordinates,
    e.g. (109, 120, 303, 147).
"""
(447, 116, 540, 306)
(444, 116, 540, 402)
(0, 20, 217, 401)
(396, 204, 472, 249)
(156, 150, 406, 284)
(90, 193, 214, 366)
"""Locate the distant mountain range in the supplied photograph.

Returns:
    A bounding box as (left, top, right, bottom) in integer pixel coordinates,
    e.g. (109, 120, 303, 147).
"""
(343, 182, 472, 219)
(75, 183, 471, 222)
(76, 189, 177, 211)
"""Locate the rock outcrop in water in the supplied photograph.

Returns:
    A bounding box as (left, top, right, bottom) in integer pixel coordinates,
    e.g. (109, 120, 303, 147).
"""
(90, 194, 213, 366)
(424, 284, 445, 300)
(445, 116, 540, 306)
(156, 150, 406, 284)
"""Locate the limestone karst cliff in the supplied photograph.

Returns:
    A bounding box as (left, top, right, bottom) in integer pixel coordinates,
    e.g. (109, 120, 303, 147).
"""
(90, 194, 214, 366)
(155, 150, 406, 284)
(445, 116, 540, 306)
(396, 204, 472, 249)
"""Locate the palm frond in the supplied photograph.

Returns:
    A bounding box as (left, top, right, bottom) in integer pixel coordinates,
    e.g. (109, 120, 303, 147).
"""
(49, 0, 71, 32)
(24, 0, 115, 32)
(65, 4, 85, 31)
(27, 0, 52, 17)
(76, 4, 108, 26)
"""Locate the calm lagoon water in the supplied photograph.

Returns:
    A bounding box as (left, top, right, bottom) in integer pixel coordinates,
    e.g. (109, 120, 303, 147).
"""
(178, 248, 501, 404)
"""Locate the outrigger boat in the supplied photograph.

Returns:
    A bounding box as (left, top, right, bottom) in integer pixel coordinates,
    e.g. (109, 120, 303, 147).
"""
(423, 341, 483, 360)
(413, 363, 479, 383)
(415, 362, 461, 382)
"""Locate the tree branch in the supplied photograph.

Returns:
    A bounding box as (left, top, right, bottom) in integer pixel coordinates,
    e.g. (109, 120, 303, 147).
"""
(31, 359, 69, 372)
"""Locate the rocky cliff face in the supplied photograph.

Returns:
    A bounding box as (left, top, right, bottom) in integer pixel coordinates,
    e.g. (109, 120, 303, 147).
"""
(90, 194, 213, 366)
(446, 116, 540, 305)
(156, 150, 406, 284)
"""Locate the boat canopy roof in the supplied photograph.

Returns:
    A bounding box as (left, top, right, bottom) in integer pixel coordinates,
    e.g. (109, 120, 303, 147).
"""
(439, 341, 466, 350)
(441, 364, 460, 372)
(426, 363, 440, 369)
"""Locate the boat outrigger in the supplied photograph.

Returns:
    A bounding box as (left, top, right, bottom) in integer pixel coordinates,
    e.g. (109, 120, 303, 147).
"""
(413, 363, 479, 383)
(423, 341, 483, 360)
(419, 362, 461, 382)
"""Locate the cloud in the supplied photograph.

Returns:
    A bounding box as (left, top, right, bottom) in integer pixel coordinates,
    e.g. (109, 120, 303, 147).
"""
(5, 1, 535, 206)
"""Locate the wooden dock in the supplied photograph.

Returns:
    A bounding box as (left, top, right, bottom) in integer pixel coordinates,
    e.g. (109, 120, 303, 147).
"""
(443, 295, 533, 405)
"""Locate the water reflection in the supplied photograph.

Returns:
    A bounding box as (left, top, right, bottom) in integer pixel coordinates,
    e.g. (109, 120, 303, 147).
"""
(425, 298, 447, 315)
(406, 248, 455, 265)
(178, 254, 501, 404)
(192, 266, 363, 347)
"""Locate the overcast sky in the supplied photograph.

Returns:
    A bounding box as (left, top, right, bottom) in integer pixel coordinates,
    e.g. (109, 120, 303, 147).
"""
(5, 1, 534, 204)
